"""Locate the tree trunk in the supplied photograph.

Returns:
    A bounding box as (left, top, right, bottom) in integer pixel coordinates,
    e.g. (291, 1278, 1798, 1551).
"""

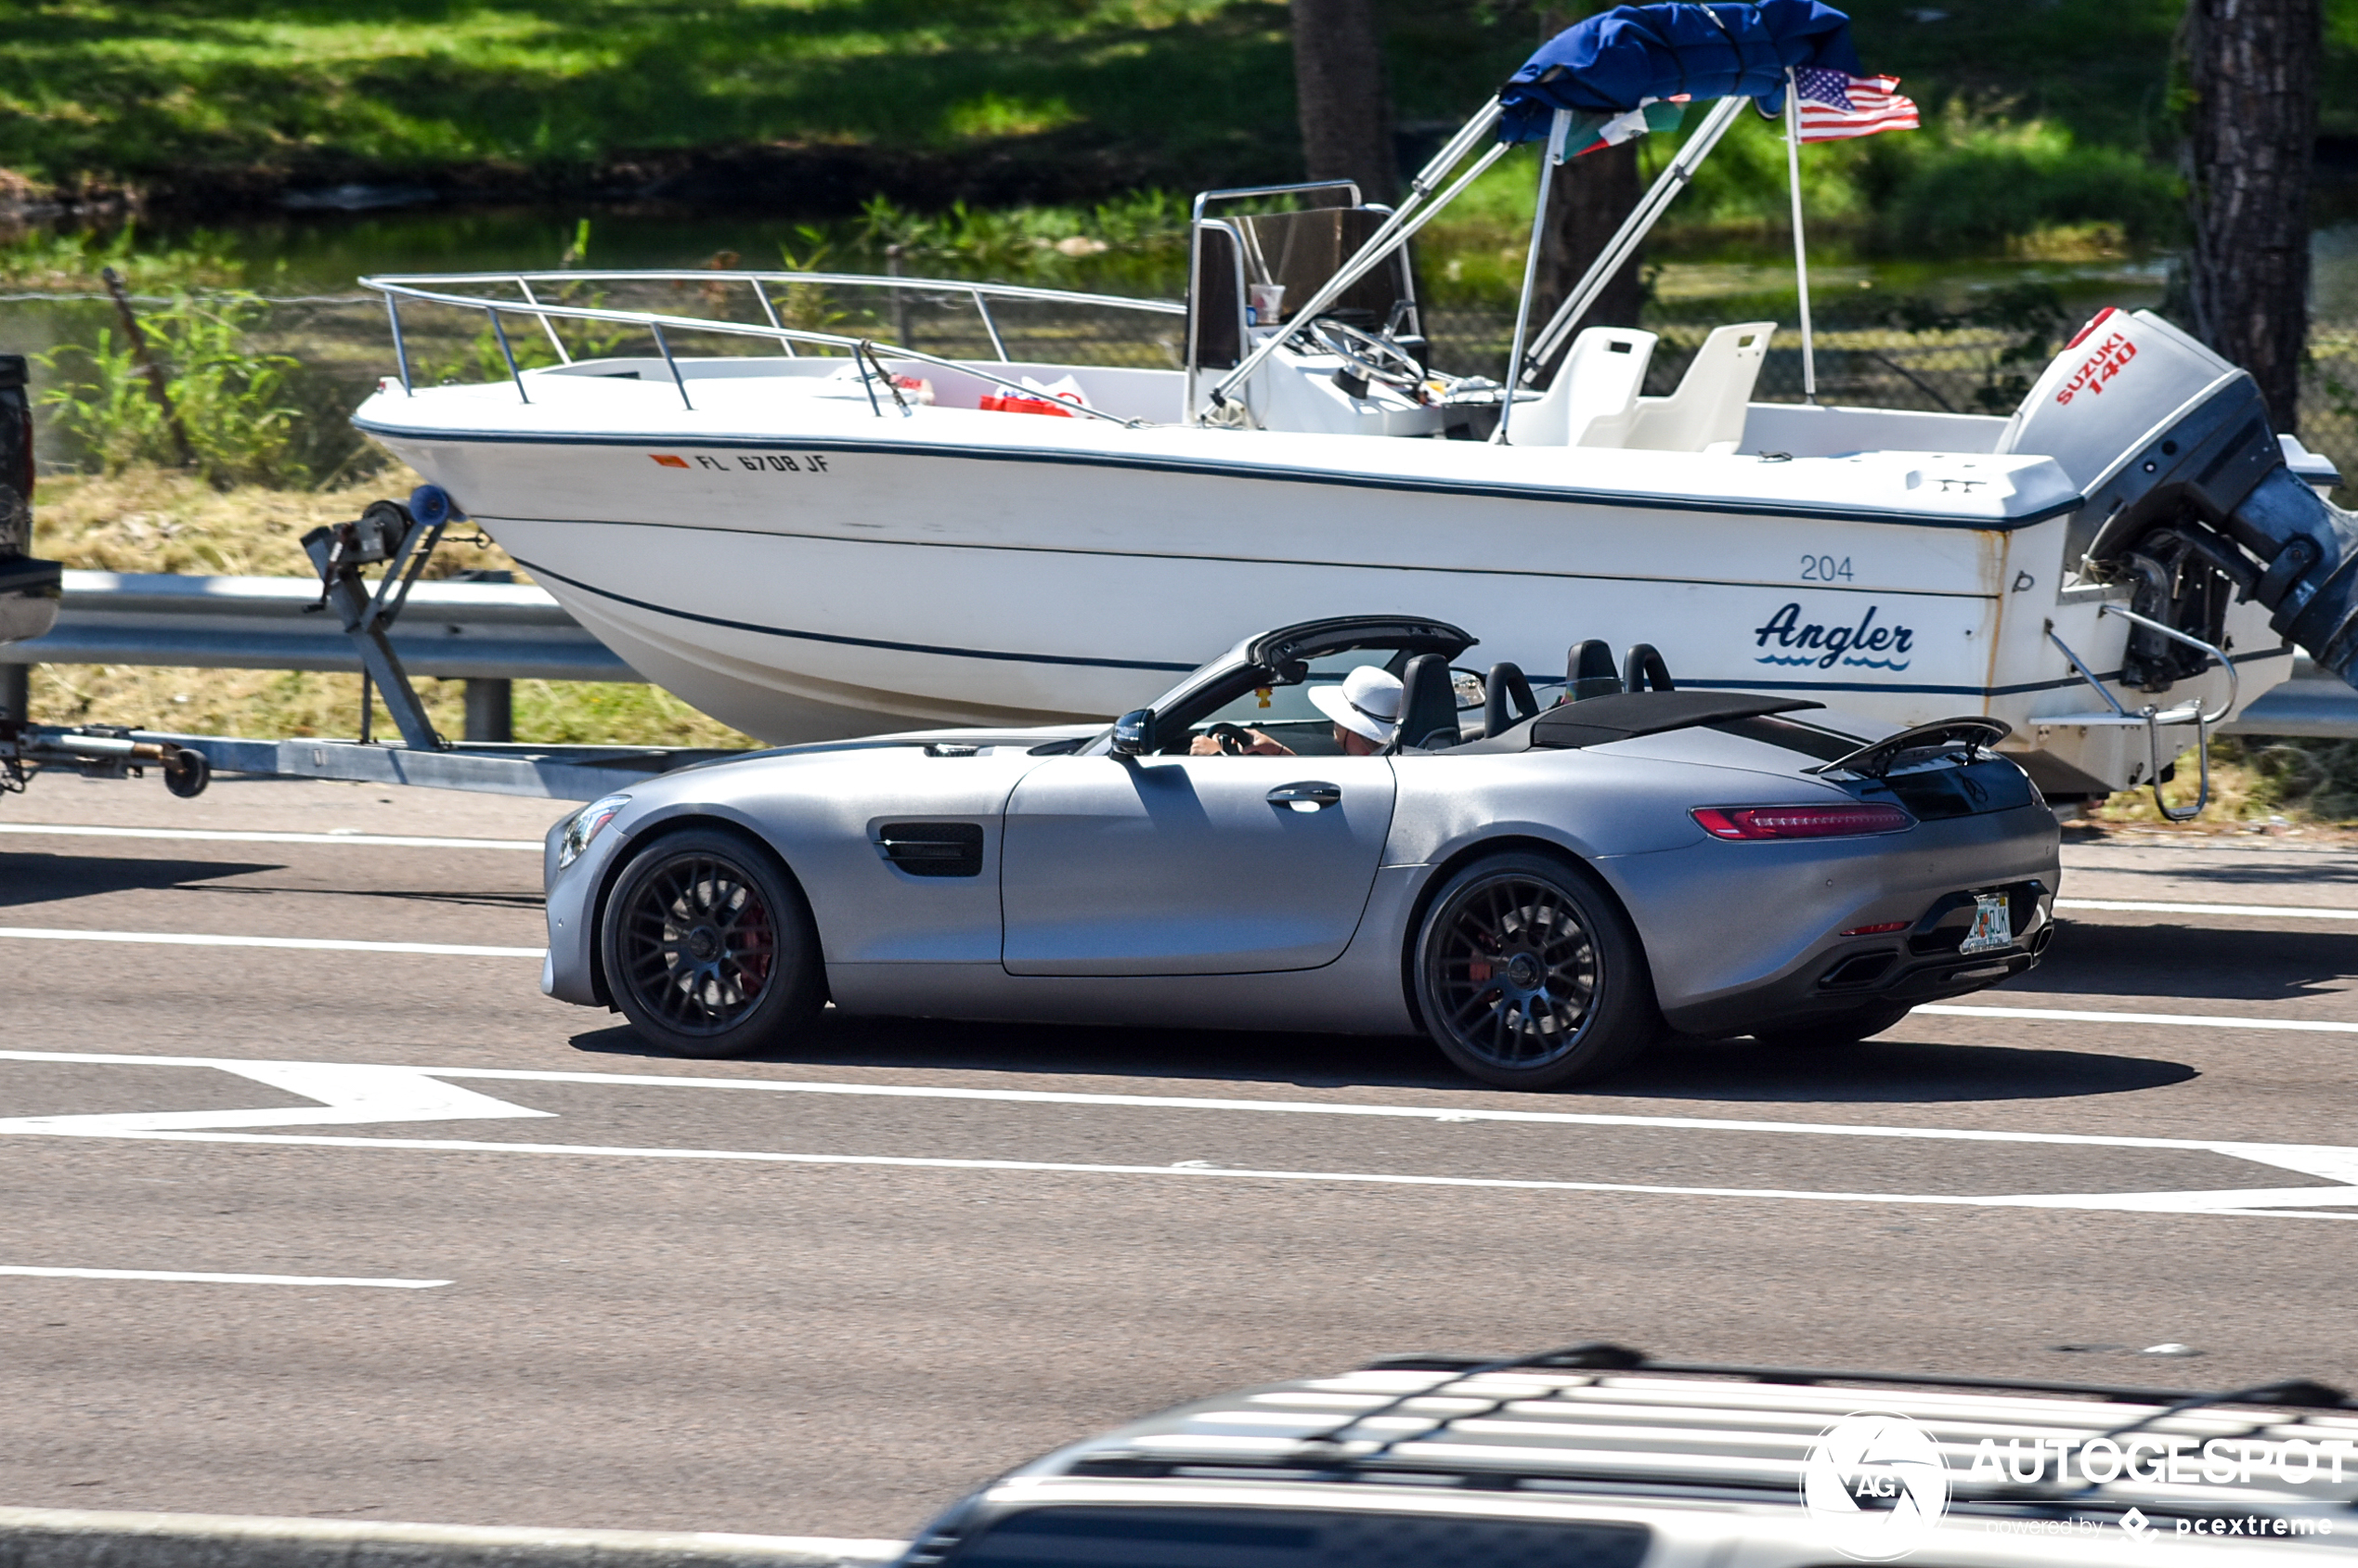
(1535, 6, 1644, 353)
(2184, 0, 2320, 434)
(1289, 0, 1398, 204)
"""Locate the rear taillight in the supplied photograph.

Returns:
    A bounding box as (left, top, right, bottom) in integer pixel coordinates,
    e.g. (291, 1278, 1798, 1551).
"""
(1692, 804, 1915, 840)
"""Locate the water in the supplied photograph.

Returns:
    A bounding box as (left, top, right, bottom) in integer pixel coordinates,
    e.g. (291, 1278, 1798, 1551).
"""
(11, 204, 2358, 487)
(20, 203, 2191, 302)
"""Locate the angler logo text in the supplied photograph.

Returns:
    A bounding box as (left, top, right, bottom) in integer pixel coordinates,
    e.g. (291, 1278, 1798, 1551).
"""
(1754, 602, 1916, 671)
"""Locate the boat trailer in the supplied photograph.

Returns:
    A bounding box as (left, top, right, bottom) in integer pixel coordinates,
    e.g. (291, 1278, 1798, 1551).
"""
(0, 486, 743, 804)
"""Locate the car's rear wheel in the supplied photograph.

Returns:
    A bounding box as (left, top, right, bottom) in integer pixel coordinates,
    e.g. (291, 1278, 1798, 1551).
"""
(1412, 851, 1660, 1090)
(601, 828, 823, 1059)
(1751, 1004, 1913, 1049)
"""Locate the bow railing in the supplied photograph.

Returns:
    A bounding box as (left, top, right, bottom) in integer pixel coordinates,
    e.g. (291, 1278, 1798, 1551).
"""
(360, 269, 1185, 423)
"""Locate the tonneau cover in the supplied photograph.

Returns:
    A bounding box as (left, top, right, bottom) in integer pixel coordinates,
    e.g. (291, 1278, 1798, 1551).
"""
(1459, 691, 1823, 752)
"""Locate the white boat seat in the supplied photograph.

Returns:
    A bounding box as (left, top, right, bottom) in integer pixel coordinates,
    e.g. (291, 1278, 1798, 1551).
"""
(1514, 327, 1657, 447)
(1618, 321, 1776, 452)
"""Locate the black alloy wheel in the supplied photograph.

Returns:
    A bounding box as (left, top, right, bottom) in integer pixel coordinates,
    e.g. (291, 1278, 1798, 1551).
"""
(601, 828, 823, 1058)
(1412, 850, 1659, 1090)
(1751, 1003, 1914, 1049)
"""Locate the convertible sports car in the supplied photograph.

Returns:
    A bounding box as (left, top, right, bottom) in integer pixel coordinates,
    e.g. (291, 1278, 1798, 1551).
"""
(541, 616, 2060, 1089)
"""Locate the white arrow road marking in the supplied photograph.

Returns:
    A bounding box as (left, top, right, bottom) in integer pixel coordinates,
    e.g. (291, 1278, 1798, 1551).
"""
(2209, 1141, 2358, 1187)
(0, 1265, 449, 1288)
(0, 928, 543, 958)
(1, 1051, 2353, 1220)
(0, 1060, 551, 1136)
(13, 1130, 2358, 1222)
(1922, 1003, 2358, 1034)
(0, 823, 541, 850)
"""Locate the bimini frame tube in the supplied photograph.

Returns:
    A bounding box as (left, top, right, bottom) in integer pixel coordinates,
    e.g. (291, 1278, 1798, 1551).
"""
(1496, 109, 1573, 447)
(1205, 97, 1506, 416)
(1522, 95, 1748, 380)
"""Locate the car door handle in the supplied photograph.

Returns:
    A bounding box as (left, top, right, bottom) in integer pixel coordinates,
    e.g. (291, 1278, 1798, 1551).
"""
(1267, 781, 1342, 811)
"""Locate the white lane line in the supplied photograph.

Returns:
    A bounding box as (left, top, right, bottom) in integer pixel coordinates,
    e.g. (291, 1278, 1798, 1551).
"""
(0, 1264, 448, 1288)
(3, 1050, 2351, 1219)
(0, 928, 542, 958)
(0, 1048, 2339, 1157)
(40, 1129, 2358, 1222)
(2058, 897, 2358, 921)
(0, 823, 542, 850)
(1923, 1003, 2358, 1034)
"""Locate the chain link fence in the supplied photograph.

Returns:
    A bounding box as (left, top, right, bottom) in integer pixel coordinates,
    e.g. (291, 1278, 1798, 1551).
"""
(8, 286, 2355, 506)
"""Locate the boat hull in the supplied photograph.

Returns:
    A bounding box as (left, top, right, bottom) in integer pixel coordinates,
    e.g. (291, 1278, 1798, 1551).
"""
(359, 388, 2290, 792)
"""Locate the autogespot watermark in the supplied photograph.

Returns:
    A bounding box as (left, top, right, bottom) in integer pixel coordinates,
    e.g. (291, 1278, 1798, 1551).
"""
(1802, 1411, 1952, 1561)
(1800, 1412, 2352, 1560)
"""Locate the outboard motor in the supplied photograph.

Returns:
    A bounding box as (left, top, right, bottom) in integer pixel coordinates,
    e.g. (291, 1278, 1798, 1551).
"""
(2002, 308, 2358, 690)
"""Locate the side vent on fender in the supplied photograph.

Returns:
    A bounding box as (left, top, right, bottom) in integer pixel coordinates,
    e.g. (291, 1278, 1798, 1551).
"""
(877, 823, 985, 878)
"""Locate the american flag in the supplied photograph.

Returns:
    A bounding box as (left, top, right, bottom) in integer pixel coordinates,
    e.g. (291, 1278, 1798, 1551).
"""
(1792, 67, 1919, 142)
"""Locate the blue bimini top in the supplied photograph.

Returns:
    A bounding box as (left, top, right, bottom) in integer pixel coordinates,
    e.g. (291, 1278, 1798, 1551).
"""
(1498, 1, 1865, 143)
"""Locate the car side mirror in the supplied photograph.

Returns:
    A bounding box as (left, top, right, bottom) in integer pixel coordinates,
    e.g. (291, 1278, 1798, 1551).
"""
(1110, 708, 1157, 756)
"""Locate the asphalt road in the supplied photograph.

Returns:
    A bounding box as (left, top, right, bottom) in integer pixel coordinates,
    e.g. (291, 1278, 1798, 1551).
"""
(2, 775, 2355, 1541)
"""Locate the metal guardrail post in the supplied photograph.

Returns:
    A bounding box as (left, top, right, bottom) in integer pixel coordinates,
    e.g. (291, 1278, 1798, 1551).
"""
(1, 663, 25, 721)
(464, 678, 513, 743)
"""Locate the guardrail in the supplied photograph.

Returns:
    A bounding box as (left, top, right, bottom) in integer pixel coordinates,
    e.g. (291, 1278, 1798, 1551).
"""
(0, 570, 637, 742)
(1, 570, 633, 681)
(3, 570, 2352, 741)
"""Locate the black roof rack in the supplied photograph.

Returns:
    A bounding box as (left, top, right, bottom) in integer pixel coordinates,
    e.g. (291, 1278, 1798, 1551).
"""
(1354, 1342, 2352, 1413)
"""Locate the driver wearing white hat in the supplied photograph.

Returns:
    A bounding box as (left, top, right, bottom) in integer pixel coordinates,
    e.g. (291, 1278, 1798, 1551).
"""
(1187, 665, 1404, 758)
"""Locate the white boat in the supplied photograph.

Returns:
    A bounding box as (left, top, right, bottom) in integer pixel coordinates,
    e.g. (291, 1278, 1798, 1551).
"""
(350, 4, 2358, 811)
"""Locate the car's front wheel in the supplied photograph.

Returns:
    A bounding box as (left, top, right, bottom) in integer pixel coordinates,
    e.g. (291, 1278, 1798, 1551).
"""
(600, 827, 823, 1058)
(1412, 851, 1660, 1090)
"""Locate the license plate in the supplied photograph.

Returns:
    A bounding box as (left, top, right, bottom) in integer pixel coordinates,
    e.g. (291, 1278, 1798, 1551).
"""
(1959, 893, 2013, 954)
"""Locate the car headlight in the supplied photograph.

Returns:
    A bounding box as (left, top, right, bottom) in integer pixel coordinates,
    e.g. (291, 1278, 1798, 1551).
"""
(557, 793, 631, 870)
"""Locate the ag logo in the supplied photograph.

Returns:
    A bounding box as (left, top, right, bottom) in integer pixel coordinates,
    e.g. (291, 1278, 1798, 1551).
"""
(1801, 1410, 1950, 1561)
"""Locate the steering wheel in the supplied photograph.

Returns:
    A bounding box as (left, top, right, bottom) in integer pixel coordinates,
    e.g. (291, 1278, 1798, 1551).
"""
(1204, 721, 1257, 757)
(1306, 318, 1425, 394)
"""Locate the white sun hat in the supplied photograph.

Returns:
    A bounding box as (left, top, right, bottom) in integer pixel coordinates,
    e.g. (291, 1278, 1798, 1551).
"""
(1308, 664, 1405, 746)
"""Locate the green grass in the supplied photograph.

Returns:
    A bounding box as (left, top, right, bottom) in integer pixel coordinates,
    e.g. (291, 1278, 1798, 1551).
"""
(2, 0, 2352, 221)
(0, 0, 1312, 185)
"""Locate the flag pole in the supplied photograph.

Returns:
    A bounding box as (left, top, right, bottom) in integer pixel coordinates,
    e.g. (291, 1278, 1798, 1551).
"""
(1784, 69, 1817, 404)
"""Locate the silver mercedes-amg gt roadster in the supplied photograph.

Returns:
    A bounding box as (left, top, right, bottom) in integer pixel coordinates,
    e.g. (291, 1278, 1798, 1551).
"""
(541, 616, 2060, 1089)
